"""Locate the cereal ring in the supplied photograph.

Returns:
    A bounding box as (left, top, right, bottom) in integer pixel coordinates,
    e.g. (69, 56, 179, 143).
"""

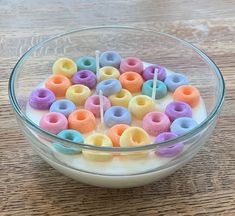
(99, 66, 120, 81)
(82, 133, 113, 161)
(49, 99, 76, 117)
(52, 57, 77, 78)
(142, 80, 167, 99)
(128, 95, 155, 120)
(76, 56, 96, 72)
(96, 79, 122, 97)
(119, 71, 144, 93)
(108, 124, 129, 147)
(154, 132, 184, 157)
(29, 88, 55, 110)
(143, 65, 166, 81)
(165, 101, 192, 122)
(84, 95, 111, 117)
(170, 117, 198, 136)
(120, 127, 150, 147)
(39, 112, 68, 134)
(45, 74, 71, 97)
(53, 129, 84, 154)
(164, 73, 189, 92)
(99, 51, 122, 68)
(173, 85, 200, 107)
(65, 84, 91, 106)
(109, 89, 132, 108)
(68, 109, 96, 133)
(120, 57, 143, 74)
(104, 106, 132, 128)
(142, 112, 171, 136)
(71, 70, 97, 89)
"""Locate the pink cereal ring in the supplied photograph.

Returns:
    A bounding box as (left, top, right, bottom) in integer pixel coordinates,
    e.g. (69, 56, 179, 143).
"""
(84, 95, 111, 117)
(142, 112, 171, 136)
(39, 112, 68, 134)
(119, 57, 143, 74)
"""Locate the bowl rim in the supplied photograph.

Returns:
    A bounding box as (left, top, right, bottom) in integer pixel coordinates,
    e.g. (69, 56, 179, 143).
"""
(8, 26, 225, 152)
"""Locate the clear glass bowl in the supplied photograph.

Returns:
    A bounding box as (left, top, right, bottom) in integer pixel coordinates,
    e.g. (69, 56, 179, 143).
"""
(9, 26, 225, 188)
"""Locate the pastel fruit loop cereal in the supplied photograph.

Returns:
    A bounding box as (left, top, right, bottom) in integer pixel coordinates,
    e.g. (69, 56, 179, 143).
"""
(28, 51, 202, 161)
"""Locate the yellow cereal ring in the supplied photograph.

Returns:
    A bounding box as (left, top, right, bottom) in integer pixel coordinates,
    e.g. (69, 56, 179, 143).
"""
(52, 57, 77, 78)
(109, 89, 132, 108)
(120, 127, 151, 147)
(99, 66, 120, 81)
(65, 84, 91, 106)
(128, 95, 155, 120)
(82, 133, 113, 161)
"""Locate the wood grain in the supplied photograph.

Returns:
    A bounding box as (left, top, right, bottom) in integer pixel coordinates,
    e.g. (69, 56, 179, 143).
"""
(0, 0, 235, 215)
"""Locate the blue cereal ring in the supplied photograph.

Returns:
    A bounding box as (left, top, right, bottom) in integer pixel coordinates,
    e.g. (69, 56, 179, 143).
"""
(164, 73, 189, 92)
(170, 117, 198, 136)
(104, 106, 132, 127)
(49, 99, 76, 117)
(53, 129, 84, 154)
(96, 79, 122, 96)
(76, 56, 96, 73)
(99, 51, 122, 69)
(142, 80, 167, 99)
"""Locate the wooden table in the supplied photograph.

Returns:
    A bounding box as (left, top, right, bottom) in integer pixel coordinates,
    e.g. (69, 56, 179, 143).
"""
(0, 1, 234, 215)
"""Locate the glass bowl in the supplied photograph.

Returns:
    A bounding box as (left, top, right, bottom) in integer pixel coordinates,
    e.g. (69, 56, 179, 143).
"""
(9, 26, 225, 188)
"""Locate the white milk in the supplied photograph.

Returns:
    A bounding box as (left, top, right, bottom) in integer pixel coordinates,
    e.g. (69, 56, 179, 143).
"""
(26, 65, 207, 187)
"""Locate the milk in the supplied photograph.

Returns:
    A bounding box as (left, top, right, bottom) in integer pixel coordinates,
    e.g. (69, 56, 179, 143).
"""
(25, 64, 207, 187)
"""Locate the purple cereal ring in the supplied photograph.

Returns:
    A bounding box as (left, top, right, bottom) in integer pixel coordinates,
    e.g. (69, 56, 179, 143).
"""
(142, 112, 171, 136)
(165, 101, 192, 122)
(71, 70, 97, 89)
(84, 95, 111, 117)
(39, 112, 68, 134)
(143, 65, 166, 81)
(29, 88, 55, 110)
(119, 57, 143, 74)
(155, 132, 184, 157)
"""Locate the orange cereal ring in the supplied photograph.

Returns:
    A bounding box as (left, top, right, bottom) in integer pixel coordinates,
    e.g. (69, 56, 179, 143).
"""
(108, 124, 129, 147)
(173, 85, 200, 108)
(45, 74, 71, 97)
(68, 109, 96, 133)
(119, 71, 144, 93)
